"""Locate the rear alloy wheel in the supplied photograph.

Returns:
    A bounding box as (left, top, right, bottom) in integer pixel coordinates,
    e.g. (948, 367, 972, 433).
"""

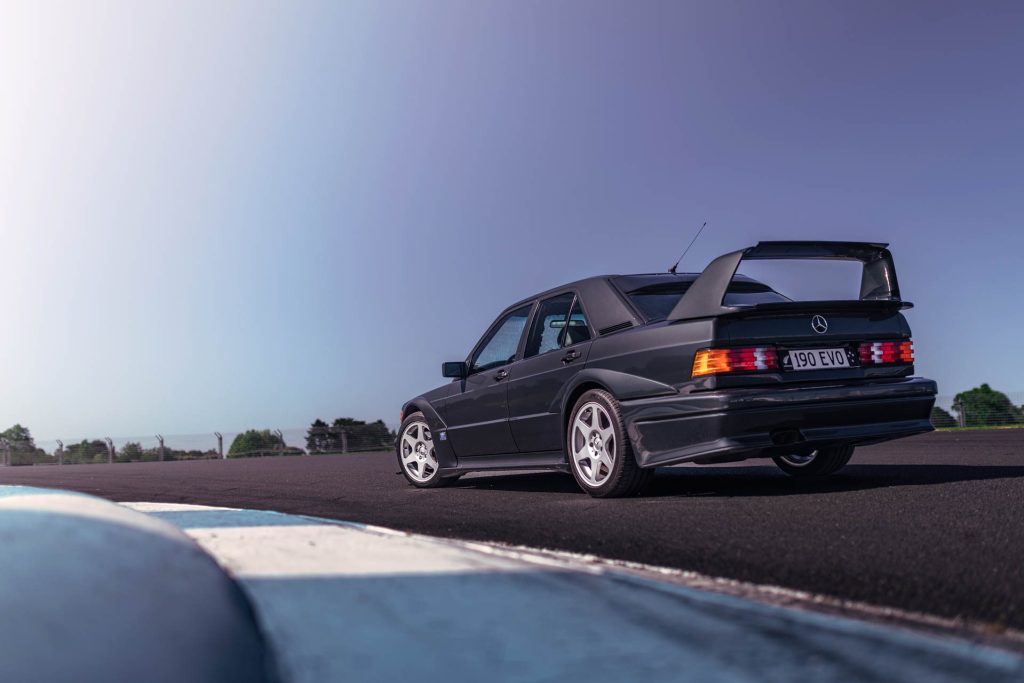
(397, 413, 450, 488)
(567, 389, 651, 498)
(772, 444, 855, 477)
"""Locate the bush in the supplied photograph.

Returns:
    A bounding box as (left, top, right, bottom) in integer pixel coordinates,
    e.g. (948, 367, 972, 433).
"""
(306, 418, 396, 454)
(228, 429, 299, 458)
(953, 384, 1024, 427)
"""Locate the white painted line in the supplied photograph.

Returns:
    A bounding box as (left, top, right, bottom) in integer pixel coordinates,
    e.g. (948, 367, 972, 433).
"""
(124, 503, 1024, 683)
(182, 525, 529, 578)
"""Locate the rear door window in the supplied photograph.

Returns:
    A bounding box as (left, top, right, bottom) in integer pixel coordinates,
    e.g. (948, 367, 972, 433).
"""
(524, 293, 574, 358)
(562, 297, 592, 346)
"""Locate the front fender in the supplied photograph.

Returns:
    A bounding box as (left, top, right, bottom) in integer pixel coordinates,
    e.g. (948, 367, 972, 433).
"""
(401, 397, 458, 471)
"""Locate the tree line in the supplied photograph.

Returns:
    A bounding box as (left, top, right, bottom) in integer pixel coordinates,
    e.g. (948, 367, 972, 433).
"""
(225, 419, 396, 457)
(0, 417, 398, 465)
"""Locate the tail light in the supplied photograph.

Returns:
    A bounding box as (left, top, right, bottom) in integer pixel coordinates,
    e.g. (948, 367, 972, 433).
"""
(692, 346, 778, 378)
(859, 340, 914, 365)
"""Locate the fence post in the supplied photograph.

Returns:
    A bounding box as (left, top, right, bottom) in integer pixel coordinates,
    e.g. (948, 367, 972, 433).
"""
(0, 438, 9, 466)
(157, 435, 165, 462)
(954, 400, 967, 428)
(273, 430, 284, 457)
(56, 440, 64, 466)
(341, 429, 349, 454)
(215, 432, 224, 459)
(105, 438, 114, 465)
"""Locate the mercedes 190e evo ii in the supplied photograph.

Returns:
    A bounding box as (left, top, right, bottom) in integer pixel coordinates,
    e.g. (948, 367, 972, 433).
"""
(397, 241, 937, 498)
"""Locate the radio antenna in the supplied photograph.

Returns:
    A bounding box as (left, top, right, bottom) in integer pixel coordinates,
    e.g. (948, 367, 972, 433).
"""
(668, 221, 707, 274)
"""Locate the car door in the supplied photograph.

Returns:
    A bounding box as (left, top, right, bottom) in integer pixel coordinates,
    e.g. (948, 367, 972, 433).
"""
(507, 293, 594, 453)
(443, 303, 533, 457)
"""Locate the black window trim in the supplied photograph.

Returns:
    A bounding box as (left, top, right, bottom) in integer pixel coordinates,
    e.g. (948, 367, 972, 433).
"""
(563, 292, 595, 349)
(521, 289, 595, 359)
(522, 291, 580, 360)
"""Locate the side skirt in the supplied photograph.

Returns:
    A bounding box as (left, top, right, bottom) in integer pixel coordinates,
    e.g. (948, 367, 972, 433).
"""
(440, 451, 569, 477)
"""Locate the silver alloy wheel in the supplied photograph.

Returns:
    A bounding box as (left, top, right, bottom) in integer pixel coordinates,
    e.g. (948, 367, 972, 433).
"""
(778, 451, 818, 467)
(571, 401, 616, 487)
(400, 421, 438, 483)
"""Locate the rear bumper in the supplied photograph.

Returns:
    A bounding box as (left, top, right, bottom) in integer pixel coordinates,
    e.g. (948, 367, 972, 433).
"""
(620, 377, 937, 468)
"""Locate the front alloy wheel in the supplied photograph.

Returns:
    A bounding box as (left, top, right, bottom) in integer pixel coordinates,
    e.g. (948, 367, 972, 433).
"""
(397, 414, 448, 487)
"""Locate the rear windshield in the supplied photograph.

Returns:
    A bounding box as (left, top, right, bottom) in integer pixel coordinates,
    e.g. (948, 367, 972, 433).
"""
(626, 280, 789, 320)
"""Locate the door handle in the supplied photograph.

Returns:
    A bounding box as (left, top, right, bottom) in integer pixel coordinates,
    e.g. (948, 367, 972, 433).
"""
(562, 350, 581, 364)
(494, 369, 509, 381)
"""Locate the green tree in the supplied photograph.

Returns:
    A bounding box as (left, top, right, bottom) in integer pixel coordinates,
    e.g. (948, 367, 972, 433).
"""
(953, 384, 1024, 427)
(930, 406, 957, 428)
(1, 424, 51, 465)
(347, 419, 396, 451)
(228, 429, 285, 457)
(119, 442, 144, 462)
(305, 418, 396, 454)
(1, 424, 33, 446)
(306, 419, 331, 453)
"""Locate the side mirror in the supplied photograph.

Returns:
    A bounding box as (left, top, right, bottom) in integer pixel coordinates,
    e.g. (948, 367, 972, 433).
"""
(442, 361, 468, 379)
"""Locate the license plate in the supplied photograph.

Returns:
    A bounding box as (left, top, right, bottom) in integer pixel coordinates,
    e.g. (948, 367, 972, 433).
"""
(785, 348, 851, 371)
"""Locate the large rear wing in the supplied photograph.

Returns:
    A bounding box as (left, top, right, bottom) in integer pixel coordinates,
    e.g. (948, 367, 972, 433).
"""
(667, 241, 904, 321)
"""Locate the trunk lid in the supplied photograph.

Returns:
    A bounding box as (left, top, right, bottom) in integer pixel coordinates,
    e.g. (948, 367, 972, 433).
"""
(713, 300, 912, 385)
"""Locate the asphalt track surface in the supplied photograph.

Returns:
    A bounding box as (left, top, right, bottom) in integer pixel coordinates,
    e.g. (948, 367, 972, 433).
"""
(4, 429, 1023, 631)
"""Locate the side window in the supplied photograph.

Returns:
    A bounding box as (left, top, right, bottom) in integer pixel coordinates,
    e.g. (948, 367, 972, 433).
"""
(524, 293, 574, 358)
(562, 297, 592, 347)
(470, 305, 532, 373)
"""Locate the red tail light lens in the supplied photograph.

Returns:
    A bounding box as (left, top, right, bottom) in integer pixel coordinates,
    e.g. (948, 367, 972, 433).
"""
(859, 340, 914, 366)
(692, 346, 779, 377)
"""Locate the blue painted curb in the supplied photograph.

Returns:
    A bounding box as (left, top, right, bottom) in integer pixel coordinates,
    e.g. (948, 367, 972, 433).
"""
(0, 487, 278, 683)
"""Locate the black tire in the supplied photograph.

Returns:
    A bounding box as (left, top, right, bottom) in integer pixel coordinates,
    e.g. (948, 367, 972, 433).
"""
(772, 444, 855, 477)
(396, 412, 452, 488)
(566, 389, 652, 498)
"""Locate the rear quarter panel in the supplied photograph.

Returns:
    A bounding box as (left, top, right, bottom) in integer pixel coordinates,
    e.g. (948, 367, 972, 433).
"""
(585, 320, 715, 392)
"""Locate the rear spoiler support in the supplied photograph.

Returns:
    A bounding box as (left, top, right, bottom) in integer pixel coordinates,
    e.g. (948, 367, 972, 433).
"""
(667, 241, 903, 321)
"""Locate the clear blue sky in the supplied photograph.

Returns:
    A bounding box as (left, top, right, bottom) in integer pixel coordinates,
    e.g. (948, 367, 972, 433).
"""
(2, 1, 1022, 440)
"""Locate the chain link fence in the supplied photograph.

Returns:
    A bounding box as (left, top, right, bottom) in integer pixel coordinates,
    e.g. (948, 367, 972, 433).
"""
(932, 390, 1024, 429)
(0, 420, 400, 467)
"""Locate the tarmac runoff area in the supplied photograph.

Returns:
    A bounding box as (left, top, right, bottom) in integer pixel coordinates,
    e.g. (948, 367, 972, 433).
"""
(126, 502, 1024, 683)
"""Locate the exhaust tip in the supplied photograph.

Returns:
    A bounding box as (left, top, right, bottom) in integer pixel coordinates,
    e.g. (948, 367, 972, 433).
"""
(770, 428, 804, 446)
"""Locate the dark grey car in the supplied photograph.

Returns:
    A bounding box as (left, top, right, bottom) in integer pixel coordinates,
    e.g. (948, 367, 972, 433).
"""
(398, 241, 937, 497)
